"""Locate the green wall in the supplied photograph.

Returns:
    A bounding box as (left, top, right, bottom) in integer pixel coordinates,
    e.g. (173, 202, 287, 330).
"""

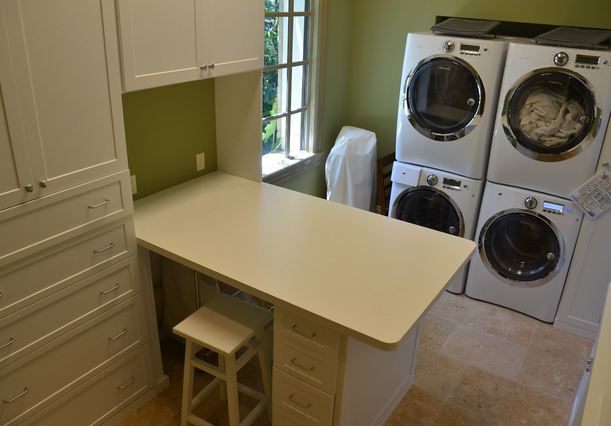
(122, 1, 611, 199)
(123, 79, 217, 199)
(346, 0, 611, 158)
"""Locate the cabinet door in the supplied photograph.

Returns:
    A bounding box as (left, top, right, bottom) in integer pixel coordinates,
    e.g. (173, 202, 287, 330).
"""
(1, 0, 128, 197)
(117, 0, 203, 91)
(197, 0, 263, 78)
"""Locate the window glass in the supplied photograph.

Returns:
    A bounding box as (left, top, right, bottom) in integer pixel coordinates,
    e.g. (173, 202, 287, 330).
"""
(264, 16, 289, 66)
(507, 71, 595, 155)
(265, 0, 289, 13)
(262, 117, 286, 155)
(292, 16, 309, 62)
(262, 69, 288, 118)
(482, 213, 560, 282)
(408, 58, 479, 134)
(394, 188, 462, 236)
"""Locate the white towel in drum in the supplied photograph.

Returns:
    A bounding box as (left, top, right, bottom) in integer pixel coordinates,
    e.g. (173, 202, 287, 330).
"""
(518, 88, 586, 147)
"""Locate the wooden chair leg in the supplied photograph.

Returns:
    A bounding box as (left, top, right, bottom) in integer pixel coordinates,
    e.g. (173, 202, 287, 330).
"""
(180, 340, 196, 426)
(225, 353, 240, 426)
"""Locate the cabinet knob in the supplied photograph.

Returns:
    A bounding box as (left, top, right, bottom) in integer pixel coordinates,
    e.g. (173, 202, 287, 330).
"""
(200, 65, 208, 71)
(39, 179, 48, 188)
(209, 63, 215, 70)
(24, 184, 34, 192)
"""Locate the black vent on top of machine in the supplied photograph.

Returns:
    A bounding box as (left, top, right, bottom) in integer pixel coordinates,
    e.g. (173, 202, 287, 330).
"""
(431, 18, 500, 39)
(535, 27, 611, 50)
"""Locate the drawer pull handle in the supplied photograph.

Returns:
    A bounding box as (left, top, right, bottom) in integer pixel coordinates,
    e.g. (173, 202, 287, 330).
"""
(3, 387, 29, 404)
(100, 283, 121, 295)
(88, 199, 110, 209)
(290, 357, 315, 372)
(118, 376, 136, 390)
(289, 394, 312, 410)
(94, 243, 115, 254)
(291, 323, 317, 339)
(108, 328, 128, 341)
(0, 338, 15, 350)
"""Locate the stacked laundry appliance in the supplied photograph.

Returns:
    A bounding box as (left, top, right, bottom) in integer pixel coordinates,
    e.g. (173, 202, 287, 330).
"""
(389, 19, 508, 293)
(465, 28, 611, 322)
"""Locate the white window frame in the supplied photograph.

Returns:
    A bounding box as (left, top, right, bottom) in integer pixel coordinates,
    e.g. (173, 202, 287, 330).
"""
(262, 0, 326, 182)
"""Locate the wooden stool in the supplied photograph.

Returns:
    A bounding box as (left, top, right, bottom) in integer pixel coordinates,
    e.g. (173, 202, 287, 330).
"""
(173, 294, 273, 426)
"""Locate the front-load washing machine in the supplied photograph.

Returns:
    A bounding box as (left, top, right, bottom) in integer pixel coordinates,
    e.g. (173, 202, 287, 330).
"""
(465, 181, 583, 322)
(487, 41, 611, 198)
(389, 161, 484, 293)
(396, 32, 508, 179)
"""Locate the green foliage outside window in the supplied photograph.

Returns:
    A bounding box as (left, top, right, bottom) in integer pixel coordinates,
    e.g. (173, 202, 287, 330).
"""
(262, 0, 282, 155)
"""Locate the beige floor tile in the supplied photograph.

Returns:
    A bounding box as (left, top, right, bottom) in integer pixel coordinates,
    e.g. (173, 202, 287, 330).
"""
(414, 349, 469, 402)
(385, 386, 443, 426)
(431, 402, 492, 426)
(484, 306, 540, 347)
(447, 365, 514, 420)
(419, 313, 457, 353)
(439, 326, 528, 381)
(428, 293, 496, 331)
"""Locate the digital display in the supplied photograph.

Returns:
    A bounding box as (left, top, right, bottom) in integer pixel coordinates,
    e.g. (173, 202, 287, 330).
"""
(443, 178, 462, 190)
(461, 44, 480, 53)
(543, 201, 564, 213)
(576, 54, 600, 65)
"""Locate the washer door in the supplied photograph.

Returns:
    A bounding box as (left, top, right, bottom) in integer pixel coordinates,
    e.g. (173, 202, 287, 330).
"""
(393, 187, 464, 236)
(502, 68, 600, 162)
(405, 56, 484, 141)
(479, 209, 564, 287)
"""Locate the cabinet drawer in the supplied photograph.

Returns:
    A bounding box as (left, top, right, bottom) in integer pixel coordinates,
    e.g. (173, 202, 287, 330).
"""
(0, 257, 139, 367)
(273, 367, 334, 426)
(0, 219, 135, 319)
(0, 171, 132, 267)
(25, 345, 153, 426)
(274, 331, 338, 394)
(0, 295, 145, 425)
(275, 308, 340, 359)
(273, 403, 320, 426)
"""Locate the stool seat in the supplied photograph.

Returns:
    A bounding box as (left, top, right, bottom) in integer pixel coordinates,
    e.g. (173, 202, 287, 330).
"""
(173, 307, 255, 355)
(173, 294, 273, 426)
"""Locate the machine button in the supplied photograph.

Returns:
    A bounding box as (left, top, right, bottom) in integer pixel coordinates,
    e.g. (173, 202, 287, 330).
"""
(524, 196, 538, 209)
(426, 174, 439, 186)
(553, 51, 569, 66)
(442, 40, 455, 53)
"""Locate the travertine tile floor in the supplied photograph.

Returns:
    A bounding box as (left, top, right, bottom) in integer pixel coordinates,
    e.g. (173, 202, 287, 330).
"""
(120, 293, 592, 425)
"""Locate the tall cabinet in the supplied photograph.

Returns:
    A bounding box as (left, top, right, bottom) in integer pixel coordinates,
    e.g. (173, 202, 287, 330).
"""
(0, 0, 163, 424)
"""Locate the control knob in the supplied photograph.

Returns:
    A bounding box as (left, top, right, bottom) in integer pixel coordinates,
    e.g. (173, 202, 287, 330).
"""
(553, 51, 569, 66)
(524, 196, 538, 209)
(442, 40, 455, 53)
(426, 174, 439, 186)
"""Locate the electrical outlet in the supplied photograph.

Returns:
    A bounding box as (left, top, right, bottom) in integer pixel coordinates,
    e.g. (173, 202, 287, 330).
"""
(130, 174, 138, 194)
(196, 152, 205, 171)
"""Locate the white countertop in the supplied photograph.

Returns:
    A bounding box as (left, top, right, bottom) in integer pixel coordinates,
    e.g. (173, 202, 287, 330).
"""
(582, 283, 611, 425)
(134, 172, 475, 349)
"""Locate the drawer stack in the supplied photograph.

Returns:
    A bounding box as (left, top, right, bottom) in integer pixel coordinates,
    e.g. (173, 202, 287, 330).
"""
(0, 173, 154, 425)
(272, 307, 341, 426)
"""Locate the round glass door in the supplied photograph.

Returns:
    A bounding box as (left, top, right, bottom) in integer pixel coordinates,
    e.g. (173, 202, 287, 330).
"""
(393, 187, 463, 236)
(503, 69, 598, 161)
(405, 56, 484, 141)
(479, 210, 563, 286)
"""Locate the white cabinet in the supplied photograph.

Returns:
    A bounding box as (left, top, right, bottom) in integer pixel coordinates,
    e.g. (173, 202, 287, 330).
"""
(0, 0, 128, 211)
(117, 0, 263, 91)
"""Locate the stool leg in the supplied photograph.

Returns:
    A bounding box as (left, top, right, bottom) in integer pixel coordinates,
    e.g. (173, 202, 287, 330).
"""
(255, 330, 273, 418)
(219, 355, 227, 401)
(180, 340, 196, 426)
(225, 353, 240, 426)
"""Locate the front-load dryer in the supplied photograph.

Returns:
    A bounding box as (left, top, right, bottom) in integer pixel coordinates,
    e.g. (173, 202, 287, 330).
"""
(389, 161, 484, 293)
(396, 33, 508, 179)
(465, 181, 583, 322)
(487, 41, 611, 198)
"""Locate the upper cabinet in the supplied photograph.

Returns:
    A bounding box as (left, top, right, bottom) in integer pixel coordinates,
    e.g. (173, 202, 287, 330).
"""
(0, 0, 128, 211)
(117, 0, 264, 92)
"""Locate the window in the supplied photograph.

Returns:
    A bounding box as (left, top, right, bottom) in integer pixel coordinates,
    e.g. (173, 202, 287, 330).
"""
(262, 0, 319, 178)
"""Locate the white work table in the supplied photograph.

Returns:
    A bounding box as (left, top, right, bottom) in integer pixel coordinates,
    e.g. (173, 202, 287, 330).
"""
(134, 171, 475, 425)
